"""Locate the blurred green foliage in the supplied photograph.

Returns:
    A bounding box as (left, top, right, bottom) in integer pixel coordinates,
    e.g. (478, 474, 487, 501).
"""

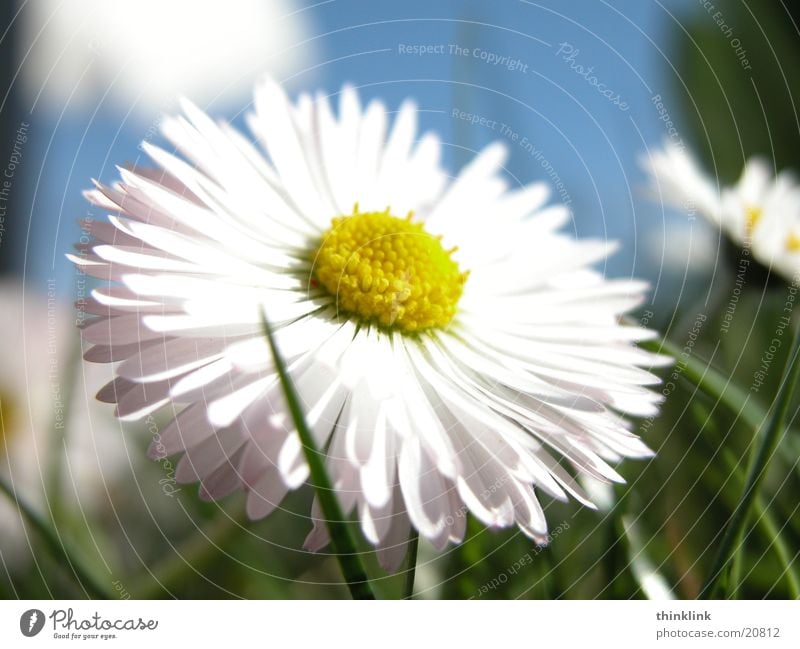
(677, 0, 800, 181)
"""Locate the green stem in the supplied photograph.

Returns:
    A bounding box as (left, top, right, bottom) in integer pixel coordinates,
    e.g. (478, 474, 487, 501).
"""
(403, 530, 419, 599)
(261, 311, 375, 600)
(0, 473, 113, 599)
(606, 513, 627, 599)
(699, 326, 800, 598)
(537, 546, 557, 599)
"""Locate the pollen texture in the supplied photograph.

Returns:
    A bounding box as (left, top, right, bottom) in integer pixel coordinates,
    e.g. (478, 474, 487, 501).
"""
(313, 208, 467, 332)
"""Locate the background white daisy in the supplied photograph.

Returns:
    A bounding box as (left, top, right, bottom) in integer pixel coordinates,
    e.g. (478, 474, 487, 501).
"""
(642, 141, 800, 282)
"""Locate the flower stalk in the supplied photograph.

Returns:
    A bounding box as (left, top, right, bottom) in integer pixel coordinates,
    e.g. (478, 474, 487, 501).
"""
(261, 310, 375, 600)
(403, 529, 419, 599)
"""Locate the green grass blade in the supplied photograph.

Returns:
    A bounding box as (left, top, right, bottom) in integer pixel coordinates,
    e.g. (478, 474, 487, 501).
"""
(689, 399, 800, 598)
(699, 325, 800, 598)
(720, 449, 800, 599)
(643, 334, 799, 476)
(261, 310, 375, 600)
(751, 492, 800, 599)
(641, 336, 763, 431)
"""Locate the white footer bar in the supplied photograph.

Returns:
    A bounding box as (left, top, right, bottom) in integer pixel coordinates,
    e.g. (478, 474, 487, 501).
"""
(1, 600, 797, 647)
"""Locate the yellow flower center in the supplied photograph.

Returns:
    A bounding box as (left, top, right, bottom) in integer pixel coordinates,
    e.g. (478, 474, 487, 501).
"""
(745, 205, 762, 237)
(0, 388, 18, 456)
(313, 207, 467, 333)
(786, 231, 800, 252)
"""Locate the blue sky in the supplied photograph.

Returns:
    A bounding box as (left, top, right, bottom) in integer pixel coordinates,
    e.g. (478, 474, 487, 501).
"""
(17, 0, 702, 299)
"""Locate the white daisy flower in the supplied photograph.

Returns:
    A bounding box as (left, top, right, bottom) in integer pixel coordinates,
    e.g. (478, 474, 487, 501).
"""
(642, 141, 800, 282)
(69, 80, 667, 571)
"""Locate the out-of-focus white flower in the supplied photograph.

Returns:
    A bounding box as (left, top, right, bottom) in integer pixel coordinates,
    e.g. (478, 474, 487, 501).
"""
(70, 79, 669, 571)
(0, 281, 126, 566)
(621, 515, 675, 601)
(21, 0, 311, 113)
(579, 475, 616, 512)
(642, 141, 800, 282)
